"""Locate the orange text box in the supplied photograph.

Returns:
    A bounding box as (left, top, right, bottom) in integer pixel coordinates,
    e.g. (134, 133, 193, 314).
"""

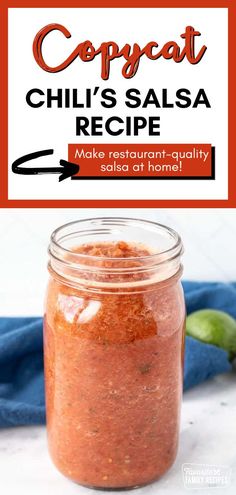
(68, 144, 213, 179)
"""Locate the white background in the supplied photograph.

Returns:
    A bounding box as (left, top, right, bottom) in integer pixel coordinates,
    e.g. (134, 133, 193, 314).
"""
(8, 8, 228, 200)
(1, 208, 236, 316)
(0, 209, 236, 495)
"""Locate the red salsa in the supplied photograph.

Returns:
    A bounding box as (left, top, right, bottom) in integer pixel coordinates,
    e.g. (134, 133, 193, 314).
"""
(44, 240, 185, 488)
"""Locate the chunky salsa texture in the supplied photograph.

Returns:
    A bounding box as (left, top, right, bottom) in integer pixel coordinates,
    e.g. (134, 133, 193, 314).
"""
(44, 242, 185, 488)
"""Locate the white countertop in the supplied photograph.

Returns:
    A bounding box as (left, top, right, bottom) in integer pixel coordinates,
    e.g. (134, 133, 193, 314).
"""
(0, 209, 236, 493)
(0, 372, 235, 495)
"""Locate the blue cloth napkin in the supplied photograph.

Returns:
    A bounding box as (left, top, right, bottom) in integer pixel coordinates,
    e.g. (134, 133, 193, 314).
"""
(0, 282, 235, 428)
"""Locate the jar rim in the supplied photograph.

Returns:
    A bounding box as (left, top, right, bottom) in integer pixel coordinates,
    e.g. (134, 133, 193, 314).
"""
(50, 217, 183, 263)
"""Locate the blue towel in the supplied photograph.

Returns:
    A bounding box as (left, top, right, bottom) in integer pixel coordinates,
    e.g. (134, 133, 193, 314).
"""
(0, 281, 234, 428)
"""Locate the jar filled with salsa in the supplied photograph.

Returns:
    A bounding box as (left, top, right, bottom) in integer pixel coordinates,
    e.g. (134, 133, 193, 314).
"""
(44, 217, 185, 489)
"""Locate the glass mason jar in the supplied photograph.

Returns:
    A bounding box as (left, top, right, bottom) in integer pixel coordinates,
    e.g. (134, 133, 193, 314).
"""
(44, 217, 185, 489)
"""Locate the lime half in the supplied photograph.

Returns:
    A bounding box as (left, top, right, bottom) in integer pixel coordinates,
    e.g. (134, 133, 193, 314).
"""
(186, 309, 236, 359)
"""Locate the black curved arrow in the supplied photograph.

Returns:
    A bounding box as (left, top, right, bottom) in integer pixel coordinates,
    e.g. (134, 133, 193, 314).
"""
(12, 149, 80, 182)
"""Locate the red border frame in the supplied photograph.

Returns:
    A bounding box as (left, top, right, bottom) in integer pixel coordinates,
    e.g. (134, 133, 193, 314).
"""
(0, 0, 235, 208)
